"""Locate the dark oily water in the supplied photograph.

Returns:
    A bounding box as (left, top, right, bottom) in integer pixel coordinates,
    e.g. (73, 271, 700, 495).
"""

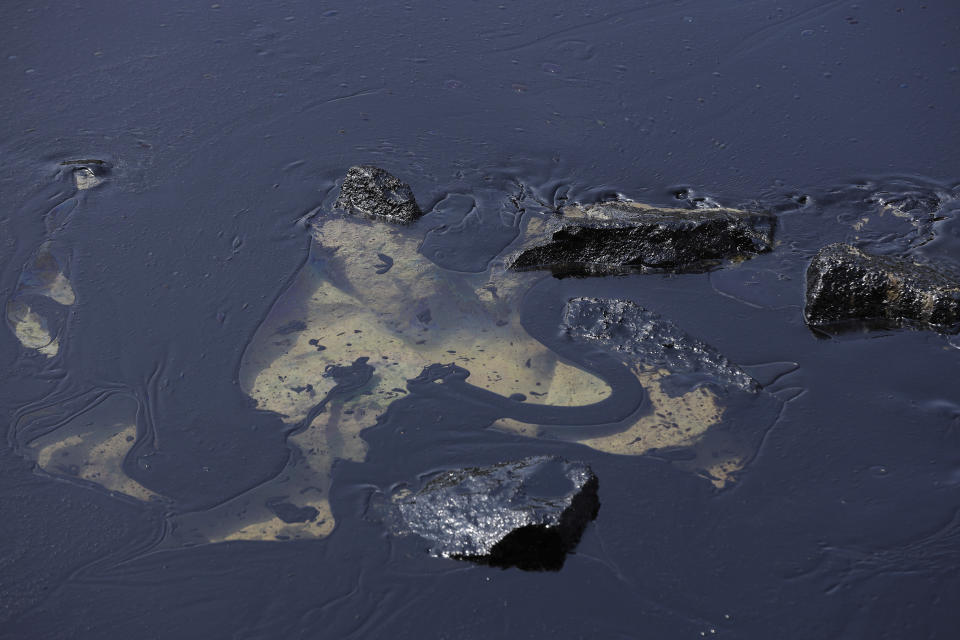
(2, 1, 959, 638)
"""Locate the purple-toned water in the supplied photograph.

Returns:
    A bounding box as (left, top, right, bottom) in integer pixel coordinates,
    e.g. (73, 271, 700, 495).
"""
(2, 2, 958, 637)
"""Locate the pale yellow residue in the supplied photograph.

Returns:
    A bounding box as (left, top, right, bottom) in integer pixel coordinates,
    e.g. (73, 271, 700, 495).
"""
(293, 395, 379, 468)
(19, 245, 77, 305)
(43, 272, 76, 305)
(37, 338, 60, 357)
(74, 168, 101, 190)
(391, 488, 413, 502)
(206, 214, 622, 543)
(157, 208, 754, 544)
(35, 435, 85, 468)
(7, 301, 58, 356)
(173, 415, 347, 543)
(853, 216, 869, 231)
(27, 398, 157, 502)
(7, 244, 76, 356)
(491, 367, 736, 483)
(208, 406, 351, 540)
(81, 426, 157, 500)
(313, 216, 447, 312)
(229, 213, 753, 545)
(9, 203, 757, 547)
(702, 455, 746, 489)
(538, 360, 611, 405)
(882, 204, 913, 219)
(575, 369, 723, 454)
(243, 217, 611, 423)
(490, 417, 536, 436)
(216, 499, 335, 542)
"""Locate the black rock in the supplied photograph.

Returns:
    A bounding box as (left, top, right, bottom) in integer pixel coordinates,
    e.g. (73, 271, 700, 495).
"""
(334, 165, 422, 224)
(562, 297, 758, 392)
(804, 243, 960, 333)
(509, 201, 775, 275)
(387, 456, 599, 571)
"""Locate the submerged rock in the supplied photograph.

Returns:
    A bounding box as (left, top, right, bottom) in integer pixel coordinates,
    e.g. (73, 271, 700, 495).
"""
(562, 297, 758, 392)
(509, 201, 775, 275)
(334, 165, 422, 224)
(804, 243, 960, 333)
(60, 159, 109, 190)
(388, 456, 599, 570)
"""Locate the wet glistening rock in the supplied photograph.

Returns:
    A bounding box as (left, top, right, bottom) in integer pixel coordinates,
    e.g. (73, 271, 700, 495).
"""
(384, 456, 599, 571)
(509, 200, 775, 275)
(804, 243, 960, 333)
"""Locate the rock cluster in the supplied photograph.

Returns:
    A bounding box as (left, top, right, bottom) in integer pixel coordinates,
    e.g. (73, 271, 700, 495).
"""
(804, 243, 960, 333)
(334, 168, 954, 570)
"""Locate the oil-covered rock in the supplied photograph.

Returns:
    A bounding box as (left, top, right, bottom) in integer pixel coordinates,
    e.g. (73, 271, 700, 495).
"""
(334, 165, 422, 224)
(386, 456, 599, 570)
(508, 200, 775, 275)
(804, 243, 960, 333)
(562, 297, 758, 392)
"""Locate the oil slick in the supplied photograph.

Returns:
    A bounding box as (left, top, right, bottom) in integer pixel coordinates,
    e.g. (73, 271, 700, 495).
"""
(240, 215, 614, 425)
(491, 369, 733, 487)
(6, 244, 77, 358)
(20, 393, 157, 502)
(5, 161, 94, 357)
(6, 300, 60, 356)
(171, 213, 616, 543)
(8, 182, 771, 544)
(187, 209, 765, 541)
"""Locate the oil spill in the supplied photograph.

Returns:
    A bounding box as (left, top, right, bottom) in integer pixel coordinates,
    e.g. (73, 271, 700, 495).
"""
(2, 1, 959, 638)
